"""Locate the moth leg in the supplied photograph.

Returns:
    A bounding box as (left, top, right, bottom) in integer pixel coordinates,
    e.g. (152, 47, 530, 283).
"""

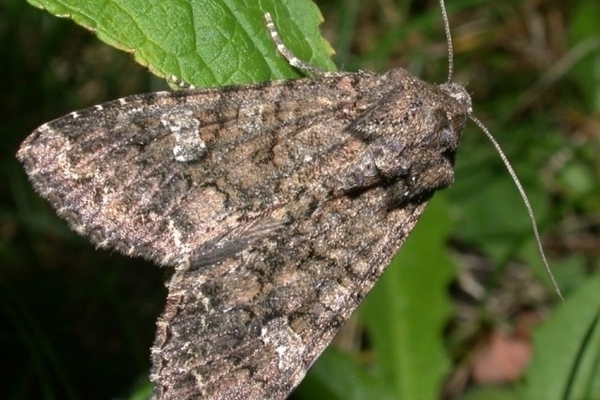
(264, 12, 330, 77)
(385, 158, 455, 207)
(168, 75, 197, 90)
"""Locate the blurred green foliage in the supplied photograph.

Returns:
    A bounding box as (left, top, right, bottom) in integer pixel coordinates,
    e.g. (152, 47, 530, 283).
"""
(1, 0, 599, 399)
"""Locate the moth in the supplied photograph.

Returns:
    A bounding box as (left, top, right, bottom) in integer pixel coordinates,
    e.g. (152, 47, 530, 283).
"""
(17, 2, 555, 399)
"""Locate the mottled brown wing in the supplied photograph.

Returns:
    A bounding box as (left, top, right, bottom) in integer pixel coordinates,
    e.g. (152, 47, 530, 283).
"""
(152, 193, 427, 399)
(18, 67, 469, 399)
(150, 70, 468, 399)
(17, 72, 383, 267)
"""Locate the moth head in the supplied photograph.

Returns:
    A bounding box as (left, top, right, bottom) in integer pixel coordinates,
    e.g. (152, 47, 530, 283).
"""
(439, 82, 472, 114)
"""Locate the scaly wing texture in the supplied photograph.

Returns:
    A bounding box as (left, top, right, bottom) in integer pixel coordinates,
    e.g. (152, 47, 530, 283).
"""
(18, 67, 469, 399)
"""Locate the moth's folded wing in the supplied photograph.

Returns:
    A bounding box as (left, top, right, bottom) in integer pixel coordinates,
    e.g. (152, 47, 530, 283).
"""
(151, 174, 428, 400)
(17, 74, 383, 267)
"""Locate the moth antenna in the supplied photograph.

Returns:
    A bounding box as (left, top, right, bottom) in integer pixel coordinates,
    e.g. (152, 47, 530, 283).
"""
(438, 0, 454, 82)
(438, 0, 563, 302)
(469, 115, 564, 303)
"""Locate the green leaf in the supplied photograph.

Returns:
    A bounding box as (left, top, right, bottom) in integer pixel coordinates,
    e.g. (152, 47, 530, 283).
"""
(460, 386, 519, 400)
(27, 0, 335, 87)
(359, 195, 455, 400)
(295, 348, 396, 400)
(520, 271, 600, 400)
(567, 1, 600, 111)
